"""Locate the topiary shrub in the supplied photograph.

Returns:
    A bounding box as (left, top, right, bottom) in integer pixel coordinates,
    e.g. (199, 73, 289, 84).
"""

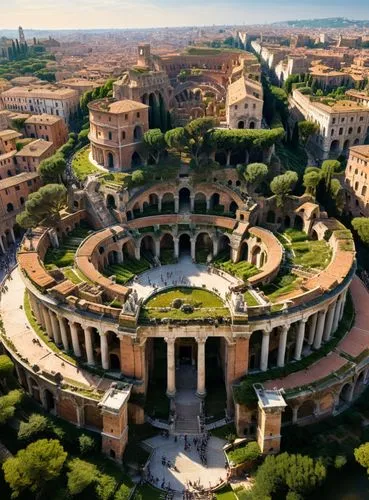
(227, 441, 261, 466)
(180, 303, 194, 314)
(79, 434, 97, 455)
(171, 298, 183, 309)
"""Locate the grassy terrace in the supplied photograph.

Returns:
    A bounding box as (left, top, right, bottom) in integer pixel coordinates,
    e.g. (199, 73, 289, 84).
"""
(260, 272, 301, 303)
(213, 252, 259, 282)
(72, 147, 100, 180)
(140, 287, 230, 321)
(104, 258, 150, 284)
(44, 224, 93, 269)
(283, 228, 332, 270)
(244, 290, 260, 306)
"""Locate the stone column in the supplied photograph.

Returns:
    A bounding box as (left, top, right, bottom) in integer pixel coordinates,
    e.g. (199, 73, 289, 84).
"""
(260, 329, 270, 372)
(158, 197, 162, 212)
(165, 337, 176, 398)
(49, 311, 61, 345)
(69, 321, 81, 357)
(190, 196, 195, 212)
(313, 310, 326, 350)
(196, 338, 207, 397)
(174, 196, 179, 213)
(154, 239, 160, 259)
(58, 316, 69, 351)
(10, 227, 15, 243)
(100, 334, 109, 370)
(84, 327, 95, 366)
(174, 237, 179, 259)
(42, 307, 53, 340)
(190, 238, 196, 260)
(292, 407, 298, 424)
(76, 405, 85, 428)
(339, 291, 347, 321)
(206, 198, 211, 211)
(332, 297, 342, 334)
(134, 245, 140, 260)
(294, 318, 307, 361)
(323, 303, 336, 342)
(213, 237, 219, 258)
(307, 312, 318, 346)
(0, 237, 5, 254)
(277, 324, 289, 368)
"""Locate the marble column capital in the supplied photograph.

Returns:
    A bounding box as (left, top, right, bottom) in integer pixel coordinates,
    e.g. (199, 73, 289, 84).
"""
(164, 337, 176, 345)
(195, 337, 207, 345)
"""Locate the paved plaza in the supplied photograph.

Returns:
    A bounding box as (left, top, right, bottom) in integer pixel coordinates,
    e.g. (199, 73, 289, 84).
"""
(144, 434, 227, 494)
(131, 256, 240, 301)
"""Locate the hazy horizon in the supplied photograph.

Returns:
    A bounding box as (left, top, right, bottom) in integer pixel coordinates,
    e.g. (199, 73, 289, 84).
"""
(1, 0, 369, 30)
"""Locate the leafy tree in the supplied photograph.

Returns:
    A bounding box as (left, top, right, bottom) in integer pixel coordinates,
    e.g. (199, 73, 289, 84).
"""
(227, 441, 260, 465)
(352, 218, 369, 246)
(244, 163, 268, 193)
(298, 120, 319, 145)
(95, 473, 116, 500)
(303, 170, 321, 197)
(252, 452, 326, 498)
(0, 355, 14, 388)
(208, 129, 239, 166)
(131, 170, 145, 186)
(77, 128, 90, 146)
(184, 117, 216, 167)
(164, 127, 187, 158)
(270, 170, 298, 207)
(38, 153, 66, 183)
(330, 178, 345, 212)
(0, 390, 22, 425)
(79, 434, 96, 455)
(334, 455, 347, 469)
(114, 484, 131, 500)
(143, 129, 166, 164)
(355, 443, 369, 473)
(18, 414, 49, 441)
(3, 439, 67, 498)
(16, 184, 67, 229)
(67, 458, 97, 495)
(321, 159, 341, 191)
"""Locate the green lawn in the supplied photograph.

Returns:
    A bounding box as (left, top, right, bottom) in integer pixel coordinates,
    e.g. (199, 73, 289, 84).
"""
(260, 272, 300, 303)
(44, 224, 92, 269)
(141, 287, 229, 321)
(281, 229, 332, 270)
(244, 290, 259, 306)
(104, 258, 150, 284)
(144, 287, 224, 308)
(72, 147, 100, 180)
(216, 485, 238, 499)
(63, 267, 83, 284)
(213, 256, 259, 282)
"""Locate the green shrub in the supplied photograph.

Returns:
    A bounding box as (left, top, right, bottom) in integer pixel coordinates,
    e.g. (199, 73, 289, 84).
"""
(227, 441, 260, 465)
(114, 483, 131, 500)
(79, 434, 97, 455)
(18, 413, 49, 441)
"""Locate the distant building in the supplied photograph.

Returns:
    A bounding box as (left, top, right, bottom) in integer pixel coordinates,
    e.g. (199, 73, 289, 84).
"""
(290, 89, 369, 159)
(88, 98, 149, 170)
(226, 76, 263, 129)
(15, 139, 55, 172)
(345, 145, 369, 216)
(24, 114, 68, 150)
(1, 86, 79, 123)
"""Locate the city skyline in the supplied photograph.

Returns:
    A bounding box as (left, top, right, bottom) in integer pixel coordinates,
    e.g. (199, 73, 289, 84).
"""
(1, 0, 369, 30)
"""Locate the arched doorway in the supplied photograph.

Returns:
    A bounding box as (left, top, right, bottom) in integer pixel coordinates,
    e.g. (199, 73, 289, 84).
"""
(218, 234, 231, 259)
(106, 194, 116, 209)
(239, 241, 248, 261)
(251, 246, 261, 266)
(195, 232, 213, 263)
(297, 400, 316, 420)
(29, 378, 41, 403)
(248, 330, 262, 371)
(339, 383, 353, 407)
(210, 193, 220, 211)
(229, 201, 238, 215)
(179, 233, 191, 257)
(149, 93, 158, 129)
(179, 187, 191, 212)
(108, 250, 119, 265)
(294, 215, 303, 231)
(140, 235, 155, 260)
(44, 389, 55, 412)
(238, 121, 245, 129)
(131, 152, 142, 168)
(330, 140, 340, 154)
(194, 192, 207, 213)
(249, 121, 255, 129)
(107, 152, 114, 169)
(109, 353, 121, 371)
(134, 126, 143, 141)
(161, 192, 175, 213)
(160, 233, 174, 263)
(284, 215, 291, 228)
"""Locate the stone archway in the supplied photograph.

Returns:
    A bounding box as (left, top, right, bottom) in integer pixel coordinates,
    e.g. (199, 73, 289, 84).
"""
(297, 400, 316, 420)
(239, 241, 248, 261)
(195, 232, 213, 263)
(251, 245, 261, 266)
(248, 330, 262, 371)
(194, 192, 207, 213)
(107, 152, 114, 169)
(218, 234, 231, 259)
(131, 151, 142, 167)
(106, 194, 116, 209)
(44, 389, 55, 412)
(339, 383, 353, 407)
(160, 233, 174, 263)
(179, 233, 191, 257)
(179, 187, 191, 212)
(140, 235, 155, 259)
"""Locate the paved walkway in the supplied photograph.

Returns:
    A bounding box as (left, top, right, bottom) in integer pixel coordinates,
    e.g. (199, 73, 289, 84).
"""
(144, 434, 227, 493)
(0, 267, 110, 392)
(131, 256, 239, 301)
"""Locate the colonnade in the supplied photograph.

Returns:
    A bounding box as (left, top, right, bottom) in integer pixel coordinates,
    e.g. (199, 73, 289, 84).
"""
(28, 294, 111, 370)
(255, 291, 347, 372)
(165, 337, 207, 398)
(0, 227, 16, 254)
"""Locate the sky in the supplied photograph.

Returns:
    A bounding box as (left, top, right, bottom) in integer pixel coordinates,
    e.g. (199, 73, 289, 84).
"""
(1, 0, 369, 29)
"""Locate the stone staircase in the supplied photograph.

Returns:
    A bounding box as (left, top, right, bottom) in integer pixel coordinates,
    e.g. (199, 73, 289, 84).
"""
(85, 190, 116, 228)
(175, 365, 201, 434)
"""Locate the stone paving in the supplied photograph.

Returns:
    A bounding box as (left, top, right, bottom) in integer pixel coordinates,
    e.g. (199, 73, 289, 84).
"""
(0, 267, 110, 392)
(131, 256, 239, 301)
(144, 434, 227, 494)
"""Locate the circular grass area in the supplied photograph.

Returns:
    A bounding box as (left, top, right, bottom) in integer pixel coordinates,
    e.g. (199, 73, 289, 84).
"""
(140, 286, 230, 321)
